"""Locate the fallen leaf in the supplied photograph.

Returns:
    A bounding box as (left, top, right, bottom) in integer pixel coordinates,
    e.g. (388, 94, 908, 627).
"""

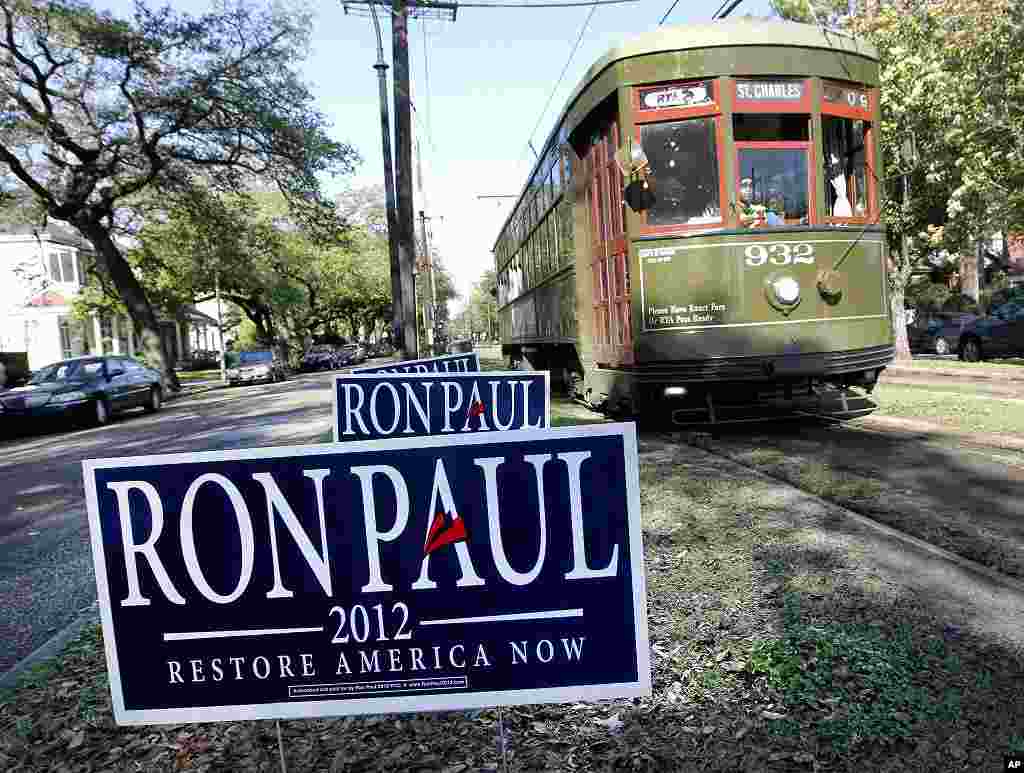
(761, 711, 787, 720)
(594, 714, 624, 733)
(67, 730, 84, 750)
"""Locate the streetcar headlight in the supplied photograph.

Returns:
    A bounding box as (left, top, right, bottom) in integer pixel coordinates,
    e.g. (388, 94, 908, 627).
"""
(663, 386, 688, 397)
(772, 277, 801, 305)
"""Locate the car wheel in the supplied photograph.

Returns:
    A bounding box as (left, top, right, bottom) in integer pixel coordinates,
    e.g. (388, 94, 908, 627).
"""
(934, 337, 951, 356)
(145, 386, 162, 413)
(94, 397, 111, 426)
(961, 338, 983, 362)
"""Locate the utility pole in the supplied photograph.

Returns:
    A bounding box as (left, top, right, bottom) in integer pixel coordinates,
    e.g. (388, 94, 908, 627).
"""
(393, 0, 418, 359)
(368, 3, 401, 350)
(215, 272, 226, 383)
(344, 0, 456, 359)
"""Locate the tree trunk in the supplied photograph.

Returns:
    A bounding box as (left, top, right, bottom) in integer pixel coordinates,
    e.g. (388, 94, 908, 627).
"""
(74, 218, 182, 392)
(888, 249, 913, 362)
(890, 280, 912, 361)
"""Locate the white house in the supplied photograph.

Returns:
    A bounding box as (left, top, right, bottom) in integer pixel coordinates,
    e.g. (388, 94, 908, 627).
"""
(0, 222, 211, 370)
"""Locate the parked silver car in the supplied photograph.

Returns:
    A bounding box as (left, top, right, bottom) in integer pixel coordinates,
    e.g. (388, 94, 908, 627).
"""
(226, 350, 287, 385)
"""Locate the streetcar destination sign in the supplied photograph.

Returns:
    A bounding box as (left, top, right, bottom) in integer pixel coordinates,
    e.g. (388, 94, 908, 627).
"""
(332, 371, 550, 441)
(83, 424, 649, 724)
(735, 79, 804, 101)
(352, 352, 481, 375)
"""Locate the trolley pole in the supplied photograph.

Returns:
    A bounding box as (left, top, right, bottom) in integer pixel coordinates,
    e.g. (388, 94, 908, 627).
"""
(368, 4, 401, 351)
(392, 0, 419, 360)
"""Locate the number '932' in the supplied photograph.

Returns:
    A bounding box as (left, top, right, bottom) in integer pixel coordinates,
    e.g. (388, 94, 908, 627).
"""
(744, 243, 816, 267)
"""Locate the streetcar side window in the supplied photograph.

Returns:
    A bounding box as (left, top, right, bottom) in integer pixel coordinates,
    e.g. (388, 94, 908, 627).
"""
(822, 116, 869, 219)
(639, 117, 721, 227)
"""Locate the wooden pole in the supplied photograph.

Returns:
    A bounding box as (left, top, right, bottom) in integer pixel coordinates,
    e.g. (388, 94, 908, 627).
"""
(392, 0, 419, 359)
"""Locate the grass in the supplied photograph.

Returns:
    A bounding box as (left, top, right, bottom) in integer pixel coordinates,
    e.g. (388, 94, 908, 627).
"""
(873, 382, 1024, 436)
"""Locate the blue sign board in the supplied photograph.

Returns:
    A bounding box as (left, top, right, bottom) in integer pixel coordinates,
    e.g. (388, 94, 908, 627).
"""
(352, 352, 481, 375)
(332, 371, 550, 442)
(83, 424, 649, 725)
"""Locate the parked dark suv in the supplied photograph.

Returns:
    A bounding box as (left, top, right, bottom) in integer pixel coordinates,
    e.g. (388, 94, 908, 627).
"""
(958, 301, 1024, 361)
(907, 311, 978, 356)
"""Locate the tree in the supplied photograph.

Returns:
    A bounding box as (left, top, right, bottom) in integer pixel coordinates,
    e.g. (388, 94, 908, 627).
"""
(773, 0, 1024, 358)
(0, 0, 357, 388)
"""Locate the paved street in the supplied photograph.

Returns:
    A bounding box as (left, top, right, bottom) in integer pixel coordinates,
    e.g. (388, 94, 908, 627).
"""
(0, 372, 339, 674)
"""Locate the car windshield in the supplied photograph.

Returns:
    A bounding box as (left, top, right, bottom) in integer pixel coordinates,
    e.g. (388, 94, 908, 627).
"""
(238, 351, 273, 364)
(29, 360, 104, 383)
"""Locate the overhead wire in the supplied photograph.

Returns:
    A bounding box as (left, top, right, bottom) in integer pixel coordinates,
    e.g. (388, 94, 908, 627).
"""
(714, 0, 743, 18)
(515, 1, 598, 185)
(454, 0, 636, 6)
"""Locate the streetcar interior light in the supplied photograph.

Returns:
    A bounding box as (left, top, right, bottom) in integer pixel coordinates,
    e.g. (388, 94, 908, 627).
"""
(664, 386, 687, 397)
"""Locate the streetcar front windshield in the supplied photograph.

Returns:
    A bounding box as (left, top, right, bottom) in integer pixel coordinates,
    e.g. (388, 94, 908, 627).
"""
(736, 148, 810, 223)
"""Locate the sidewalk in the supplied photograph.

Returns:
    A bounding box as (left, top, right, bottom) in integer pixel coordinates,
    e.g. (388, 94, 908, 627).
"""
(886, 358, 1024, 384)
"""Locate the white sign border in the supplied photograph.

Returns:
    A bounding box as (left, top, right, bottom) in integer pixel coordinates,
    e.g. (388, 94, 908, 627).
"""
(351, 351, 481, 374)
(331, 370, 552, 443)
(82, 422, 649, 726)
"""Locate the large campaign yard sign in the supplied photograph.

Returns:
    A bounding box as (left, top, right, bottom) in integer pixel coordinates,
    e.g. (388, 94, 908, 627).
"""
(332, 372, 550, 442)
(84, 424, 649, 725)
(352, 351, 481, 375)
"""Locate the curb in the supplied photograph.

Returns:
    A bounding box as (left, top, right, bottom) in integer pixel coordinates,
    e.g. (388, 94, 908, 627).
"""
(681, 433, 1024, 598)
(0, 602, 100, 690)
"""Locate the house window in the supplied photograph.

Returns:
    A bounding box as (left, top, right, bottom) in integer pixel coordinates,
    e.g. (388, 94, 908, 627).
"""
(58, 317, 74, 359)
(47, 250, 78, 283)
(100, 314, 114, 354)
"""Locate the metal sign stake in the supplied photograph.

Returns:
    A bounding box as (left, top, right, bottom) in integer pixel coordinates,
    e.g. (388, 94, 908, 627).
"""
(276, 720, 288, 773)
(497, 706, 510, 773)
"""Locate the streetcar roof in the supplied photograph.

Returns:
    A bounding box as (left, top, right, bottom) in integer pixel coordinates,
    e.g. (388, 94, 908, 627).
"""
(491, 18, 878, 253)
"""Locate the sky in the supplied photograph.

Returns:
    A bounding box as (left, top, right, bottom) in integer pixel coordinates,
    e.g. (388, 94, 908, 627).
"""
(100, 0, 776, 312)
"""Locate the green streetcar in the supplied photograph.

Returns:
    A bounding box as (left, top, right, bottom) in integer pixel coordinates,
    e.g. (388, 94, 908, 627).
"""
(492, 18, 894, 424)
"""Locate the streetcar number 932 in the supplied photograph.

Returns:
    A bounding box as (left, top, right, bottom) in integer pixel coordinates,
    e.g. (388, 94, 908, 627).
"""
(744, 243, 815, 267)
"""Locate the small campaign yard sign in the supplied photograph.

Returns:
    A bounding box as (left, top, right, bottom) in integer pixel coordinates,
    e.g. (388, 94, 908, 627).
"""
(332, 371, 550, 442)
(83, 424, 648, 725)
(352, 351, 481, 375)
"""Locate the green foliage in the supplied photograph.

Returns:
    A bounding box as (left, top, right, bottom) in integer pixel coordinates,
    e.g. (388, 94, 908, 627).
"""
(748, 608, 962, 752)
(0, 0, 358, 386)
(905, 280, 952, 311)
(769, 0, 852, 27)
(455, 269, 499, 341)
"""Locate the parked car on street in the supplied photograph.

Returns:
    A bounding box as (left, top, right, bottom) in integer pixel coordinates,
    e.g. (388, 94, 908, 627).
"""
(907, 312, 979, 356)
(299, 345, 337, 372)
(336, 344, 366, 367)
(226, 350, 288, 385)
(0, 355, 162, 428)
(958, 301, 1024, 361)
(369, 342, 394, 358)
